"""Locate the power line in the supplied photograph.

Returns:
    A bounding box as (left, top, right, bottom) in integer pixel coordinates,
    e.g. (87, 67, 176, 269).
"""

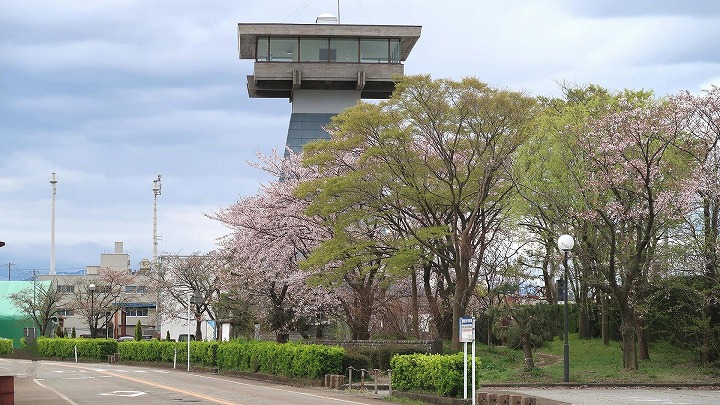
(282, 0, 315, 23)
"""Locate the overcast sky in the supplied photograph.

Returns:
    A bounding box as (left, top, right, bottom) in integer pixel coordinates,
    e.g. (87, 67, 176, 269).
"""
(1, 0, 719, 280)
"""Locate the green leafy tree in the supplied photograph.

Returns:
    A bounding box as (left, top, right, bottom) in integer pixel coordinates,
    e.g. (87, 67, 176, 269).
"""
(491, 301, 558, 370)
(301, 75, 538, 349)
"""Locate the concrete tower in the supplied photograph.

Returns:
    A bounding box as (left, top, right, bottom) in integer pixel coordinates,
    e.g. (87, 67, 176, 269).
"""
(238, 21, 421, 153)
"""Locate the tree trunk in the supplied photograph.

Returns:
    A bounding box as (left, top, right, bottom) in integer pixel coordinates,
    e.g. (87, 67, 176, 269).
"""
(195, 319, 203, 341)
(423, 264, 453, 340)
(601, 293, 609, 345)
(637, 316, 650, 361)
(411, 271, 420, 338)
(451, 294, 464, 351)
(487, 314, 494, 346)
(522, 329, 535, 371)
(619, 310, 638, 370)
(578, 305, 591, 339)
(340, 281, 374, 341)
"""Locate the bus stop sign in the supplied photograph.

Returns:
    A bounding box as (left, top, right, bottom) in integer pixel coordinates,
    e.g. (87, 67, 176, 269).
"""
(459, 316, 475, 342)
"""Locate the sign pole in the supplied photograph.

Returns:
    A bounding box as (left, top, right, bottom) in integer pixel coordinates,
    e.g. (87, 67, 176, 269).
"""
(463, 341, 468, 399)
(472, 321, 476, 405)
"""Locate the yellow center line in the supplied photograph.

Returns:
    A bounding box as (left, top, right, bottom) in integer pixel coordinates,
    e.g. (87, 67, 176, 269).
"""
(51, 363, 246, 405)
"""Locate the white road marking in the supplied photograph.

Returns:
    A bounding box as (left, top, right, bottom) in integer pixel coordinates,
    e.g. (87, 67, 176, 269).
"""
(34, 378, 79, 405)
(100, 390, 146, 397)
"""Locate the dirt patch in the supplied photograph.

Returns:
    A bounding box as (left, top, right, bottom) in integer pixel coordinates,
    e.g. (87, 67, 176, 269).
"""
(534, 352, 561, 368)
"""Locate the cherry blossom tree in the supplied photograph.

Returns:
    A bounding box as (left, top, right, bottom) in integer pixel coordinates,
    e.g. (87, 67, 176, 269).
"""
(670, 86, 720, 363)
(568, 96, 697, 370)
(211, 150, 338, 342)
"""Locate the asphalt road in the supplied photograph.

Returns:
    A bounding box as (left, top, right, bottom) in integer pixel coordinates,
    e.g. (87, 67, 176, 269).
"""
(3, 358, 720, 405)
(0, 358, 386, 405)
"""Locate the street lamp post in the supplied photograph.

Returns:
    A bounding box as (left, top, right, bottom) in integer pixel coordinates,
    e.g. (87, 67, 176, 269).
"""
(557, 234, 574, 383)
(187, 292, 196, 372)
(88, 283, 96, 338)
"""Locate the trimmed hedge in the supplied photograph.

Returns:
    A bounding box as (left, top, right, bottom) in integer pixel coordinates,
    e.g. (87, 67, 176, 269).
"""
(216, 341, 344, 379)
(37, 337, 117, 360)
(390, 353, 481, 397)
(118, 340, 179, 362)
(35, 338, 345, 380)
(0, 338, 12, 355)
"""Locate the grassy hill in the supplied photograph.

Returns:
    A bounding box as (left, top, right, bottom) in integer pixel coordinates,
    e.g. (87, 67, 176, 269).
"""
(473, 335, 720, 384)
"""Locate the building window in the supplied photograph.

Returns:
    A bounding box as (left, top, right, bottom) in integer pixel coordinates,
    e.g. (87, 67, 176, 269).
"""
(300, 38, 330, 62)
(258, 36, 400, 64)
(331, 38, 359, 62)
(360, 39, 389, 63)
(57, 309, 74, 317)
(125, 286, 147, 294)
(390, 39, 401, 63)
(268, 37, 298, 62)
(125, 308, 148, 317)
(57, 285, 74, 293)
(257, 37, 269, 61)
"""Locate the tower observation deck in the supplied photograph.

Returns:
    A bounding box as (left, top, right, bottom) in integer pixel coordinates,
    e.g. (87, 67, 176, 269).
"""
(238, 22, 421, 154)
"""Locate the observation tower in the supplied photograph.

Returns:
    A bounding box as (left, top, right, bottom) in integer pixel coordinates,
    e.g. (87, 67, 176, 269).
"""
(238, 18, 421, 153)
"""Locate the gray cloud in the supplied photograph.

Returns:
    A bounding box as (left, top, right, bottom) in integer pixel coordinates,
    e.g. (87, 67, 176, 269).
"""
(1, 0, 718, 278)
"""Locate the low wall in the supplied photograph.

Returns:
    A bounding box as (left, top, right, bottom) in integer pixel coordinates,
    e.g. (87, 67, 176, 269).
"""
(313, 339, 443, 354)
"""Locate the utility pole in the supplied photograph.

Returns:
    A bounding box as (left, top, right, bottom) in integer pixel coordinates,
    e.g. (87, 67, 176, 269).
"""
(7, 263, 12, 281)
(50, 172, 58, 275)
(152, 174, 162, 339)
(152, 174, 162, 262)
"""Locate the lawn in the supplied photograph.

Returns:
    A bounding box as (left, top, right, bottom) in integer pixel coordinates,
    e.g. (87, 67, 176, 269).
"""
(472, 335, 720, 384)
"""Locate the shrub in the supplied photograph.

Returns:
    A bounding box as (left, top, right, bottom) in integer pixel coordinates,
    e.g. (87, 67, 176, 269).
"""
(215, 341, 344, 378)
(71, 327, 76, 338)
(391, 353, 480, 397)
(37, 337, 117, 360)
(0, 338, 12, 355)
(36, 337, 344, 380)
(134, 321, 143, 341)
(342, 350, 370, 375)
